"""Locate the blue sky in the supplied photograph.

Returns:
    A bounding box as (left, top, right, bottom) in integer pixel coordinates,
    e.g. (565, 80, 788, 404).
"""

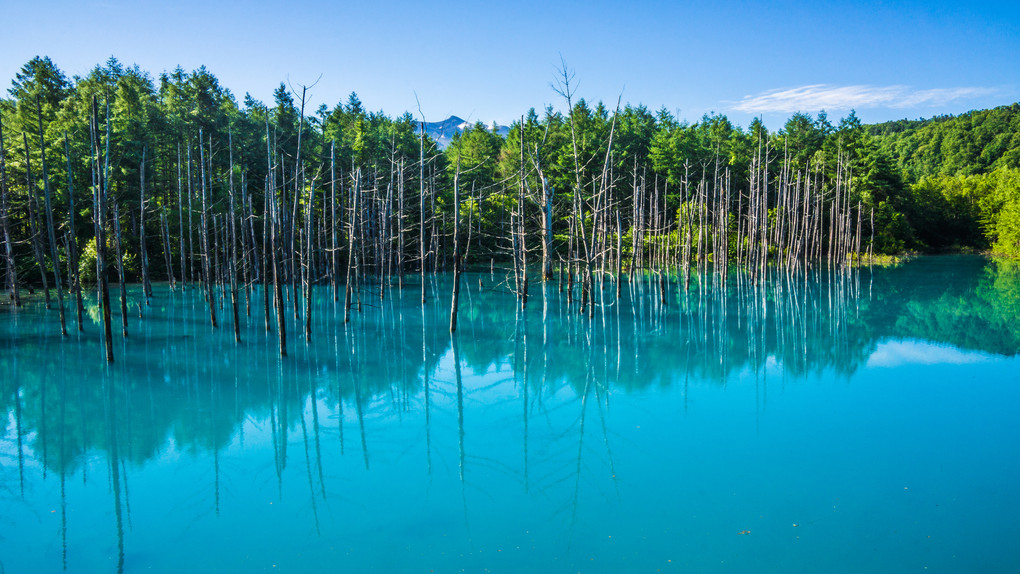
(2, 0, 1018, 130)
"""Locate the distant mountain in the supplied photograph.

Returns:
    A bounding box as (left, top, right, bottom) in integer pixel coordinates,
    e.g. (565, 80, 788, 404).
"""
(419, 116, 511, 148)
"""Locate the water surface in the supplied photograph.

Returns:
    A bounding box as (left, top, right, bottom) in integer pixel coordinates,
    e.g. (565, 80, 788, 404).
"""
(2, 255, 1019, 572)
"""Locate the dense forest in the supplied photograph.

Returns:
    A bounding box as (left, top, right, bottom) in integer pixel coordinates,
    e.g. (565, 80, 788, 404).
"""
(866, 104, 1020, 251)
(2, 56, 1019, 333)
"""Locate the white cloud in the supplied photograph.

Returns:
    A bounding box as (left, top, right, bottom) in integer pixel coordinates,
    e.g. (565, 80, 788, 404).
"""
(730, 84, 995, 114)
(865, 339, 994, 368)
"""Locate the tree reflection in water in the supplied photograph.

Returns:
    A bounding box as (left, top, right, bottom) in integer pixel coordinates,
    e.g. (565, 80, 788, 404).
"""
(0, 255, 1018, 572)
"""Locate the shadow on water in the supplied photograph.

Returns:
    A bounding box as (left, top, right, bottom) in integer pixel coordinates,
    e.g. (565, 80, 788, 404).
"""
(0, 255, 1018, 571)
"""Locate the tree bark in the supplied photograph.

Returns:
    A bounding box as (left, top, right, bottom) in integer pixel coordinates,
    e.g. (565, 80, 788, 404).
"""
(199, 129, 217, 328)
(0, 112, 19, 305)
(139, 147, 152, 301)
(112, 202, 128, 337)
(38, 96, 68, 335)
(449, 161, 461, 332)
(419, 122, 427, 305)
(228, 129, 241, 343)
(23, 132, 51, 307)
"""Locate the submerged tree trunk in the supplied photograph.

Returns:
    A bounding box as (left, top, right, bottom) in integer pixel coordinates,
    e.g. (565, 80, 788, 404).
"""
(199, 129, 217, 328)
(419, 122, 427, 305)
(398, 158, 405, 288)
(36, 98, 67, 335)
(271, 178, 287, 357)
(1, 113, 19, 305)
(540, 171, 554, 282)
(344, 169, 361, 323)
(449, 162, 462, 332)
(518, 118, 528, 308)
(23, 132, 51, 308)
(112, 203, 128, 337)
(228, 129, 241, 343)
(94, 95, 114, 361)
(177, 142, 186, 290)
(139, 147, 152, 301)
(304, 175, 315, 342)
(292, 85, 308, 324)
(63, 134, 84, 330)
(160, 206, 175, 290)
(330, 141, 339, 302)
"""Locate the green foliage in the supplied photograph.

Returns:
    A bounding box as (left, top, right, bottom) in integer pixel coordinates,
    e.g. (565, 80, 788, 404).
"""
(77, 235, 98, 283)
(991, 199, 1020, 256)
(908, 175, 986, 249)
(900, 168, 1020, 256)
(447, 121, 502, 188)
(979, 168, 1020, 256)
(779, 112, 827, 170)
(77, 236, 137, 284)
(871, 201, 911, 254)
(3, 54, 1019, 292)
(870, 103, 1020, 181)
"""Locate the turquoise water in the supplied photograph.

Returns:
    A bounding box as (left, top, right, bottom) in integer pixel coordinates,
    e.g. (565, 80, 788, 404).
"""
(1, 255, 1019, 573)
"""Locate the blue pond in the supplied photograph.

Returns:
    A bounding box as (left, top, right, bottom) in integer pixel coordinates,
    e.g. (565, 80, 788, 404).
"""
(1, 255, 1019, 572)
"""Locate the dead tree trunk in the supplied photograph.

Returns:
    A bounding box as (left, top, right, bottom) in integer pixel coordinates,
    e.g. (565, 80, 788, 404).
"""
(240, 171, 252, 315)
(271, 176, 287, 357)
(518, 119, 528, 308)
(23, 132, 50, 307)
(160, 206, 174, 289)
(228, 129, 241, 343)
(304, 174, 315, 342)
(36, 99, 67, 334)
(112, 202, 128, 337)
(344, 169, 361, 323)
(63, 135, 82, 328)
(264, 119, 274, 332)
(330, 140, 339, 301)
(93, 95, 114, 361)
(177, 142, 186, 290)
(0, 120, 17, 305)
(397, 157, 405, 288)
(419, 122, 427, 305)
(292, 85, 308, 322)
(539, 169, 554, 282)
(139, 147, 152, 301)
(449, 161, 462, 332)
(199, 128, 217, 328)
(187, 141, 195, 286)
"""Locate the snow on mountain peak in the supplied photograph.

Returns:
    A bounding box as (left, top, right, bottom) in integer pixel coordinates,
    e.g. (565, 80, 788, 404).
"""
(419, 116, 510, 148)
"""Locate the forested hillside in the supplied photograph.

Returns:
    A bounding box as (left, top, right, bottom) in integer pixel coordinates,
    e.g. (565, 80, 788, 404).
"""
(869, 104, 1020, 180)
(869, 104, 1020, 252)
(1, 56, 1019, 315)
